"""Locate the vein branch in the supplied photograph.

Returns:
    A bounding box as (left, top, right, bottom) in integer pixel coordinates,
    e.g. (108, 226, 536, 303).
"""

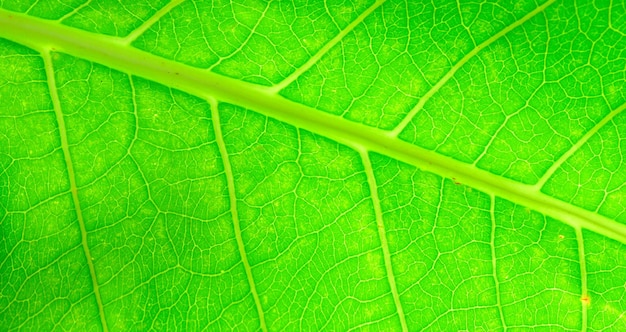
(534, 100, 626, 190)
(490, 195, 506, 331)
(55, 0, 93, 23)
(209, 99, 268, 332)
(267, 0, 387, 94)
(208, 2, 271, 71)
(120, 0, 186, 45)
(361, 151, 408, 332)
(576, 227, 589, 332)
(43, 51, 109, 332)
(390, 0, 557, 137)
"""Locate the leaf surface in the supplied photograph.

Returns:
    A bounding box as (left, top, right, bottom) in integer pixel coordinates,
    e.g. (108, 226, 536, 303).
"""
(1, 0, 626, 331)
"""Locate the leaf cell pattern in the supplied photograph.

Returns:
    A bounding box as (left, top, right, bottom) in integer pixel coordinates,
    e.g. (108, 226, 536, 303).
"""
(1, 0, 626, 331)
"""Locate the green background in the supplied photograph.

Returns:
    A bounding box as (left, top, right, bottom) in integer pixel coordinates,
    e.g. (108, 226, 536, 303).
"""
(1, 0, 626, 330)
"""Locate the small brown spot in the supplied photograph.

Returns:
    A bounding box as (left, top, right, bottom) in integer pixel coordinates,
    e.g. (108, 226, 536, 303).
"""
(581, 295, 590, 305)
(558, 234, 565, 239)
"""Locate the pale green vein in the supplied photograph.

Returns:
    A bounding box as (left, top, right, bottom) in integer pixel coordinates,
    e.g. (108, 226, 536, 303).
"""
(455, 0, 476, 47)
(361, 151, 408, 332)
(576, 227, 589, 332)
(43, 51, 109, 332)
(2, 7, 626, 244)
(55, 0, 92, 23)
(490, 195, 506, 331)
(267, 0, 387, 94)
(120, 0, 186, 45)
(208, 2, 271, 71)
(208, 99, 267, 332)
(390, 0, 557, 137)
(534, 100, 626, 190)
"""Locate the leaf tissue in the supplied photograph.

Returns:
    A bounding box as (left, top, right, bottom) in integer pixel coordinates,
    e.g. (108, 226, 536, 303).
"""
(1, 0, 626, 331)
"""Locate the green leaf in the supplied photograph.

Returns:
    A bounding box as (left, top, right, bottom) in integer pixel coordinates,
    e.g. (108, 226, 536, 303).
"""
(1, 0, 626, 330)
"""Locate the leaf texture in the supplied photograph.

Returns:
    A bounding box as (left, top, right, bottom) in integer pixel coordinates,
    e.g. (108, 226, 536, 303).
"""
(1, 0, 626, 331)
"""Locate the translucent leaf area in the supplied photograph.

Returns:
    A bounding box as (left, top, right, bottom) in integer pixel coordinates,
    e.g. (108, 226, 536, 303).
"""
(1, 0, 626, 331)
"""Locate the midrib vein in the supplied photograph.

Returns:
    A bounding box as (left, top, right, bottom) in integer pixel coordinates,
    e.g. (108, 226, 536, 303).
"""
(361, 152, 408, 332)
(209, 100, 267, 332)
(2, 8, 626, 246)
(43, 51, 109, 332)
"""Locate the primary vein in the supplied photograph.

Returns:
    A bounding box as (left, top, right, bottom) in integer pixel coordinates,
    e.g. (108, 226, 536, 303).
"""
(1, 7, 626, 246)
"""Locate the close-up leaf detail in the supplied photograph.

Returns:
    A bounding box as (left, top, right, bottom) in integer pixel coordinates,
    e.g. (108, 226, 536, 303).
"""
(1, 0, 626, 331)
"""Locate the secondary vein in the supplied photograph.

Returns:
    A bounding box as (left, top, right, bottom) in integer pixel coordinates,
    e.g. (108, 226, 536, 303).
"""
(209, 99, 268, 332)
(43, 51, 109, 332)
(120, 0, 186, 45)
(390, 0, 557, 137)
(490, 195, 507, 331)
(576, 227, 589, 332)
(361, 151, 408, 332)
(267, 0, 387, 94)
(533, 100, 626, 190)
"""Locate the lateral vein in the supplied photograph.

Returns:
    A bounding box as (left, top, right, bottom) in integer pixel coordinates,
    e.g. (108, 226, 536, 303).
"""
(209, 99, 268, 332)
(534, 100, 626, 190)
(43, 51, 109, 332)
(267, 0, 387, 94)
(490, 195, 507, 331)
(361, 151, 408, 332)
(576, 227, 589, 332)
(120, 0, 186, 45)
(390, 0, 557, 137)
